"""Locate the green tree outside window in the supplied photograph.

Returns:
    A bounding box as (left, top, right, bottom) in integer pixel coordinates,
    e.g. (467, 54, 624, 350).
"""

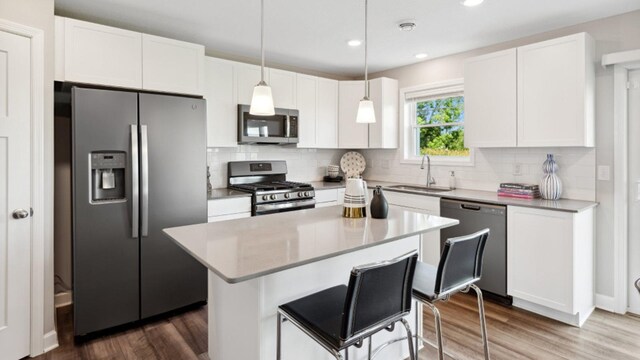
(415, 96, 470, 157)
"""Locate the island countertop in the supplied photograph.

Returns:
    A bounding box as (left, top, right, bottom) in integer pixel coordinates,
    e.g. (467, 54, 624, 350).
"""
(163, 205, 458, 284)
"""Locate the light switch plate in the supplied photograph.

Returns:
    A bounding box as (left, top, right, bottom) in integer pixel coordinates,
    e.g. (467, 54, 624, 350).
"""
(513, 163, 522, 176)
(597, 165, 610, 181)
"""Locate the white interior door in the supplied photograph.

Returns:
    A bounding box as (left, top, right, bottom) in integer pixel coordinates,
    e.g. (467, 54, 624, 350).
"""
(628, 69, 640, 315)
(0, 30, 32, 359)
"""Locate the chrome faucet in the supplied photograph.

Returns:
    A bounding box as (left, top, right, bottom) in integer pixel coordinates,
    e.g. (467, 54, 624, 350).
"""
(420, 154, 436, 188)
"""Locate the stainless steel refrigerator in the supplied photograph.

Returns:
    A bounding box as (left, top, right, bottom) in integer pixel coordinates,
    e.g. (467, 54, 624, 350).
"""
(71, 87, 207, 336)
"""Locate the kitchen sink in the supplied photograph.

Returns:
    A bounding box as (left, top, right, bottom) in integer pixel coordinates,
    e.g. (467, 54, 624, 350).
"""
(386, 185, 452, 193)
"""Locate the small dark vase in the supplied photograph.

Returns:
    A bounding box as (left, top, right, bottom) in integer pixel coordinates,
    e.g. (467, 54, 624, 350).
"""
(370, 186, 389, 219)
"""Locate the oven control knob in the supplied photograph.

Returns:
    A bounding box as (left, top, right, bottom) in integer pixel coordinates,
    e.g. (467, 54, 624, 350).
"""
(298, 192, 303, 197)
(284, 193, 290, 199)
(270, 194, 277, 200)
(262, 195, 269, 201)
(304, 191, 310, 197)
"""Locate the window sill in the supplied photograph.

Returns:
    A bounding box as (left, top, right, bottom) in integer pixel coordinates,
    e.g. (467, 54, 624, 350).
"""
(401, 157, 475, 167)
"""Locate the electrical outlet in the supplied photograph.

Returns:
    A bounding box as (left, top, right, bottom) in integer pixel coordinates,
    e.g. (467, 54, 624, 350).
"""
(513, 163, 522, 176)
(597, 165, 610, 181)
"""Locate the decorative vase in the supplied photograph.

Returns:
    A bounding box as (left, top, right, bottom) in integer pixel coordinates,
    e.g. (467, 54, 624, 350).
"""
(540, 154, 562, 200)
(370, 186, 389, 219)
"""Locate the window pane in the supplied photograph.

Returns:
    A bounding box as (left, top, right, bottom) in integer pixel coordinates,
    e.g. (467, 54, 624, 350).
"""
(417, 125, 470, 157)
(416, 96, 464, 125)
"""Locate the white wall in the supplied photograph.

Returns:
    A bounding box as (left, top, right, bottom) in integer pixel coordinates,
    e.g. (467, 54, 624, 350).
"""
(207, 146, 346, 189)
(0, 0, 56, 348)
(368, 10, 640, 299)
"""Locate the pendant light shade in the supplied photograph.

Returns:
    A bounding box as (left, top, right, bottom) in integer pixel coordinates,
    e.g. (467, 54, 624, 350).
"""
(250, 0, 275, 116)
(356, 98, 376, 123)
(355, 0, 375, 123)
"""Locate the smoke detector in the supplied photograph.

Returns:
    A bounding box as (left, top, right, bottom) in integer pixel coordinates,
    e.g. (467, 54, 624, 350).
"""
(398, 21, 417, 32)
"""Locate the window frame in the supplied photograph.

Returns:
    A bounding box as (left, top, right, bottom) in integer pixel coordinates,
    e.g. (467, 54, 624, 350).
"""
(400, 79, 475, 167)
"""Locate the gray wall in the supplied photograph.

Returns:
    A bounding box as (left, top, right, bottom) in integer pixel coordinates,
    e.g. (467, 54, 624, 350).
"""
(369, 10, 640, 299)
(0, 0, 56, 344)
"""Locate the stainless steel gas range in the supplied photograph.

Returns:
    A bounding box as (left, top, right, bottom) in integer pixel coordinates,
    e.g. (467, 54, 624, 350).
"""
(227, 161, 315, 216)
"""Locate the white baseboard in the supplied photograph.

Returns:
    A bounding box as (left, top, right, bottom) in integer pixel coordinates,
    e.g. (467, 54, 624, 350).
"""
(43, 330, 59, 353)
(54, 291, 72, 308)
(595, 293, 616, 312)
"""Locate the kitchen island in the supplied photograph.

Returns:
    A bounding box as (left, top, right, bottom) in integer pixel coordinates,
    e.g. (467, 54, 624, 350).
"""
(163, 205, 458, 360)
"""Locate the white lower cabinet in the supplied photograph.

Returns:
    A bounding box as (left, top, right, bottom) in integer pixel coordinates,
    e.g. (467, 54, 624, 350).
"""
(315, 189, 339, 208)
(384, 191, 441, 267)
(507, 206, 594, 326)
(208, 197, 252, 223)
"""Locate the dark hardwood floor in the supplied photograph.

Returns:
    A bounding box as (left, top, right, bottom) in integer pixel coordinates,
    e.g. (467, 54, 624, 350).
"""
(35, 294, 640, 360)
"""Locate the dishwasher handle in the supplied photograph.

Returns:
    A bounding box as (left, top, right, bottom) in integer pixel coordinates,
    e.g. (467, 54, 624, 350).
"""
(460, 204, 482, 211)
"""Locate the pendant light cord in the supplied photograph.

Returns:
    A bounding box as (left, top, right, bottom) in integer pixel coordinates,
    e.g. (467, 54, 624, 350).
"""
(260, 0, 265, 82)
(364, 0, 369, 98)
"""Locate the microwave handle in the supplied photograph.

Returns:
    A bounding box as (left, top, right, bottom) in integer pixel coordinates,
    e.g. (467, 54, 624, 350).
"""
(286, 115, 290, 138)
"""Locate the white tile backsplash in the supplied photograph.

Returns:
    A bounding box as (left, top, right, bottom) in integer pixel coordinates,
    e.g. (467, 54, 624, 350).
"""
(361, 147, 596, 201)
(207, 146, 347, 189)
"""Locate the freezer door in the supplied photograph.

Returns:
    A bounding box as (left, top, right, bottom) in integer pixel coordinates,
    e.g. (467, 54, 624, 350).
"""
(72, 88, 140, 335)
(138, 93, 207, 318)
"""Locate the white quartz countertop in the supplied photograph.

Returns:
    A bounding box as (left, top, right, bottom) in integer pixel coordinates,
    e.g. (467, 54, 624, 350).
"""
(164, 205, 458, 284)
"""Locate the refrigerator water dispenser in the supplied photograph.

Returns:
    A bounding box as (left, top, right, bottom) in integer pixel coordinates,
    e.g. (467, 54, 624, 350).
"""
(90, 152, 126, 203)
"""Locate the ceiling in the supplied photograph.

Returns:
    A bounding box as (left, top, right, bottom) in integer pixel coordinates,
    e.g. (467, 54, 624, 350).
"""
(55, 0, 640, 77)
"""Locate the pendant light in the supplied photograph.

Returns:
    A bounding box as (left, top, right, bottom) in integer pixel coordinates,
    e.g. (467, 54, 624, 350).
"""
(249, 0, 275, 116)
(356, 0, 376, 123)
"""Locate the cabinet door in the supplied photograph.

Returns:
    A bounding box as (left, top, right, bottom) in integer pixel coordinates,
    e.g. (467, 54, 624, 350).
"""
(236, 63, 267, 106)
(507, 206, 574, 313)
(63, 17, 142, 88)
(142, 34, 204, 95)
(269, 69, 297, 109)
(204, 58, 237, 147)
(296, 74, 318, 148)
(517, 33, 594, 147)
(368, 78, 398, 149)
(316, 78, 339, 148)
(339, 81, 369, 149)
(464, 49, 517, 147)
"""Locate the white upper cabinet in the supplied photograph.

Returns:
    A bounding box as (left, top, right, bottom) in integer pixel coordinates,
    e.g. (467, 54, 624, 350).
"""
(463, 32, 594, 148)
(204, 57, 237, 147)
(368, 77, 399, 149)
(57, 16, 142, 88)
(464, 48, 517, 148)
(55, 16, 205, 95)
(338, 78, 398, 149)
(296, 74, 318, 148)
(517, 33, 595, 147)
(316, 78, 339, 148)
(142, 34, 204, 95)
(296, 75, 339, 149)
(339, 81, 369, 149)
(269, 69, 297, 109)
(236, 63, 267, 106)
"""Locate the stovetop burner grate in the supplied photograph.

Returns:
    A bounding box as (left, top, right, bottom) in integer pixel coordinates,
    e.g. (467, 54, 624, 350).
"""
(230, 181, 312, 192)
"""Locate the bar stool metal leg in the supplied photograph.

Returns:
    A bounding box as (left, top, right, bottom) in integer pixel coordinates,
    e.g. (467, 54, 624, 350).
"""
(277, 312, 282, 360)
(421, 301, 444, 360)
(400, 318, 417, 360)
(470, 284, 490, 360)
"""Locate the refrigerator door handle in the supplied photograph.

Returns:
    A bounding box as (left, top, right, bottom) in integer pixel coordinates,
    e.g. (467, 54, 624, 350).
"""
(131, 124, 139, 238)
(141, 125, 149, 237)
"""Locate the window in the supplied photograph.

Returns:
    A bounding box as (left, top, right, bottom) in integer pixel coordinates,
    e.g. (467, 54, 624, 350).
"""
(403, 80, 473, 165)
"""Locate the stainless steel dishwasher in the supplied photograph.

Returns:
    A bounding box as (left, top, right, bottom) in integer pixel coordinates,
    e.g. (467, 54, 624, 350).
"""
(440, 198, 510, 303)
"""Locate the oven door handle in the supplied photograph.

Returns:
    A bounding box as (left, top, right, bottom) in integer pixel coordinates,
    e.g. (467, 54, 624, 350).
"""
(255, 199, 316, 212)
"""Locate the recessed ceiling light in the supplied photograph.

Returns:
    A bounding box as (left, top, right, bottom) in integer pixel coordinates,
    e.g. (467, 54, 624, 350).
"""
(415, 53, 428, 59)
(398, 21, 417, 32)
(461, 0, 484, 6)
(348, 39, 362, 47)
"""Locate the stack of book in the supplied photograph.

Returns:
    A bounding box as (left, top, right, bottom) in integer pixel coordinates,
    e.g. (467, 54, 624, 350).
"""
(497, 183, 541, 199)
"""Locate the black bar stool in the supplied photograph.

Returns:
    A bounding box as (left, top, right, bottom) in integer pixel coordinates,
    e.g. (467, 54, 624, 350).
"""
(276, 251, 419, 360)
(413, 228, 491, 360)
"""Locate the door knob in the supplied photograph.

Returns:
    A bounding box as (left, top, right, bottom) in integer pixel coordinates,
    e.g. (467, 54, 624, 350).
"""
(12, 209, 29, 219)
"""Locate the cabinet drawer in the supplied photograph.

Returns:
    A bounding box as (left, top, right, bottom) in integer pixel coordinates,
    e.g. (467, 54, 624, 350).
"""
(208, 212, 251, 223)
(384, 191, 440, 213)
(315, 189, 339, 203)
(208, 197, 252, 217)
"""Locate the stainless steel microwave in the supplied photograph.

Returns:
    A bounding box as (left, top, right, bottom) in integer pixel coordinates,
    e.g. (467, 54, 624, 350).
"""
(237, 104, 299, 144)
